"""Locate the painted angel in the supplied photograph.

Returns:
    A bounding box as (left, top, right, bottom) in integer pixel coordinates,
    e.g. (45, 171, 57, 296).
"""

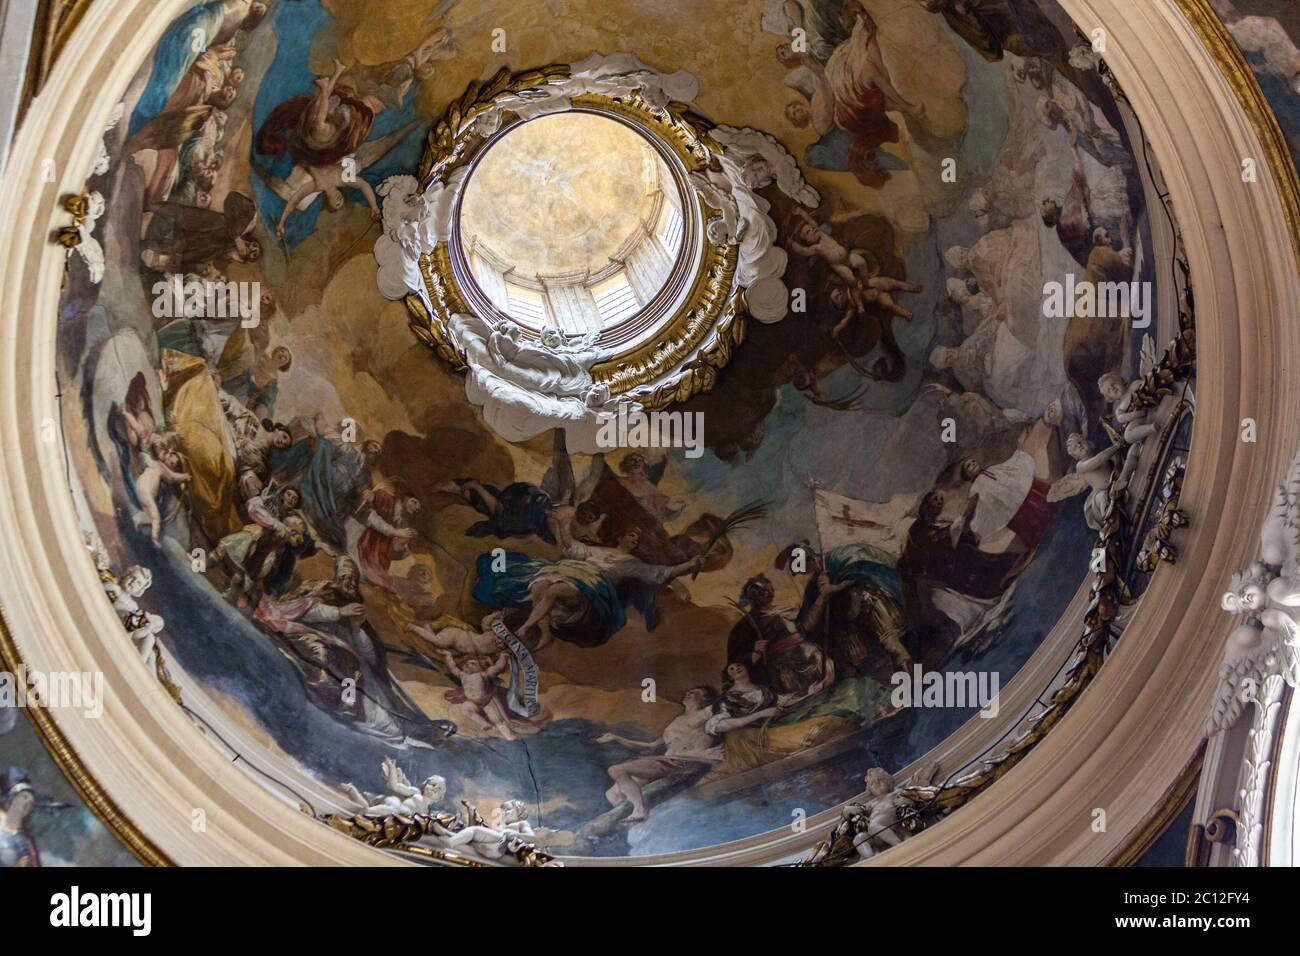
(340, 757, 447, 817)
(258, 120, 419, 239)
(1098, 334, 1160, 445)
(1210, 451, 1300, 735)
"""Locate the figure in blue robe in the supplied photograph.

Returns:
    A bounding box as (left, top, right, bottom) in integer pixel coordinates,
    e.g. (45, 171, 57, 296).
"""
(268, 436, 374, 550)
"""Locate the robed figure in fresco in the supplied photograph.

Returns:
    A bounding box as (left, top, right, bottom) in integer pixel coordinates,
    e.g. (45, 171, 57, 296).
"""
(726, 574, 833, 699)
(0, 768, 40, 868)
(255, 556, 453, 743)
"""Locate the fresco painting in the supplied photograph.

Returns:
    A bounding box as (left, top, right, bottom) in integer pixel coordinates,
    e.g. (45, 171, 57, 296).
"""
(53, 0, 1171, 857)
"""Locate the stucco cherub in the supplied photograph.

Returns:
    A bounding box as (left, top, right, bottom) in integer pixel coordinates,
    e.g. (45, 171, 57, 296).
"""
(1211, 451, 1300, 734)
(341, 757, 447, 817)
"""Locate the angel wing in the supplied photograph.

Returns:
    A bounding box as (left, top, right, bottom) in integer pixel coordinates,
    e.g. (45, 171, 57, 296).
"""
(354, 121, 420, 171)
(1261, 609, 1300, 685)
(574, 452, 606, 504)
(1046, 471, 1091, 503)
(1138, 333, 1158, 378)
(540, 428, 575, 503)
(380, 756, 412, 793)
(1207, 630, 1275, 735)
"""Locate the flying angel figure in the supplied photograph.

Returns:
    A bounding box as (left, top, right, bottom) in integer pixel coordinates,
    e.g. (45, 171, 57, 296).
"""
(712, 124, 821, 208)
(258, 121, 419, 240)
(339, 757, 447, 817)
(1210, 451, 1300, 735)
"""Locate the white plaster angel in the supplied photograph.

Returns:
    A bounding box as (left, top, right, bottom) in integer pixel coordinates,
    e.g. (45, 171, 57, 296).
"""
(1047, 432, 1141, 531)
(428, 799, 557, 863)
(711, 125, 821, 209)
(1099, 335, 1161, 446)
(373, 168, 468, 300)
(102, 565, 165, 671)
(340, 757, 447, 817)
(1211, 451, 1300, 735)
(805, 765, 935, 864)
(450, 313, 638, 453)
(566, 52, 700, 113)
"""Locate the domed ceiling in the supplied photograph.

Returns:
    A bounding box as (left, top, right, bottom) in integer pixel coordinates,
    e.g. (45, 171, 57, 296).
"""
(460, 111, 668, 279)
(36, 0, 1208, 863)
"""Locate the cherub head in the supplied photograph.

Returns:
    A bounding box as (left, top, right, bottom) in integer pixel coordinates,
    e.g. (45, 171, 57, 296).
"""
(1223, 566, 1270, 614)
(0, 769, 35, 824)
(785, 101, 811, 129)
(741, 155, 774, 191)
(830, 285, 853, 311)
(1065, 433, 1094, 461)
(864, 767, 895, 797)
(420, 775, 447, 803)
(264, 422, 293, 449)
(244, 3, 269, 31)
(234, 237, 261, 262)
(1097, 373, 1127, 403)
(324, 187, 345, 212)
(499, 799, 529, 825)
(539, 327, 567, 350)
(943, 244, 971, 270)
(796, 220, 822, 245)
(271, 345, 292, 372)
(121, 565, 153, 598)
